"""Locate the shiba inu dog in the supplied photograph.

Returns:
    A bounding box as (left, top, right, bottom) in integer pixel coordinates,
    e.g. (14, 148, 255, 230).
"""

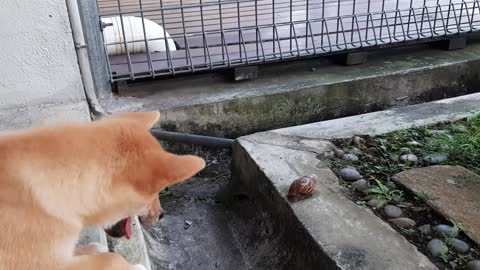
(0, 111, 205, 270)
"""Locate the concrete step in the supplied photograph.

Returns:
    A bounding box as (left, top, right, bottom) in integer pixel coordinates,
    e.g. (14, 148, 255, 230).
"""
(231, 93, 480, 269)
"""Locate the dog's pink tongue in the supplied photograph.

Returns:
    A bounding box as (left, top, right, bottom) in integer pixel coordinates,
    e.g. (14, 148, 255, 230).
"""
(125, 216, 132, 240)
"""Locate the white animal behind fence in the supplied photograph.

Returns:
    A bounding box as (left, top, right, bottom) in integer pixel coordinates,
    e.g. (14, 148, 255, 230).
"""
(101, 16, 177, 56)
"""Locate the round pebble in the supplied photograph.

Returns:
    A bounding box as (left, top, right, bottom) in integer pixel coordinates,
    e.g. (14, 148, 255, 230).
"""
(406, 141, 422, 147)
(452, 125, 468, 133)
(466, 260, 480, 270)
(350, 147, 362, 155)
(430, 129, 449, 135)
(423, 153, 448, 164)
(389, 154, 399, 162)
(339, 168, 362, 181)
(343, 154, 359, 162)
(418, 224, 432, 235)
(446, 238, 470, 253)
(367, 198, 387, 209)
(384, 205, 402, 218)
(353, 136, 364, 146)
(433, 224, 459, 237)
(428, 239, 448, 257)
(385, 181, 397, 190)
(389, 217, 416, 228)
(440, 144, 451, 151)
(334, 149, 345, 158)
(399, 147, 411, 154)
(352, 179, 370, 192)
(400, 154, 418, 163)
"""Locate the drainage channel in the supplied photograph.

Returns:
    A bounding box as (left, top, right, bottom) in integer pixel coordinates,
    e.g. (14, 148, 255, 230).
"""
(142, 147, 292, 270)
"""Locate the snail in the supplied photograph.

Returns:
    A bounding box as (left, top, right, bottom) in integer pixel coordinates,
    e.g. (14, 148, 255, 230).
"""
(287, 174, 318, 201)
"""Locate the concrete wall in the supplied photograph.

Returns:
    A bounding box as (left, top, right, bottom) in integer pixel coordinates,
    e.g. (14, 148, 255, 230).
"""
(0, 0, 90, 130)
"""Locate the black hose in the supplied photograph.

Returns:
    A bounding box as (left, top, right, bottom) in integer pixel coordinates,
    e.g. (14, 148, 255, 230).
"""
(151, 130, 234, 148)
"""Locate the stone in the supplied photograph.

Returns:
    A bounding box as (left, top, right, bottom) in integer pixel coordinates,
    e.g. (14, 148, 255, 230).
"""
(389, 218, 416, 228)
(323, 151, 336, 158)
(353, 136, 364, 146)
(184, 220, 193, 230)
(352, 179, 370, 192)
(393, 166, 480, 243)
(440, 144, 451, 151)
(339, 168, 362, 181)
(367, 198, 387, 209)
(385, 181, 397, 190)
(446, 238, 469, 253)
(430, 129, 449, 135)
(398, 202, 414, 208)
(406, 141, 422, 147)
(399, 147, 411, 153)
(423, 153, 448, 164)
(400, 154, 418, 163)
(467, 260, 480, 270)
(350, 147, 362, 155)
(452, 125, 468, 133)
(418, 224, 432, 235)
(446, 178, 460, 186)
(384, 205, 402, 218)
(389, 154, 400, 162)
(333, 148, 345, 158)
(343, 153, 359, 162)
(433, 224, 459, 237)
(427, 239, 448, 257)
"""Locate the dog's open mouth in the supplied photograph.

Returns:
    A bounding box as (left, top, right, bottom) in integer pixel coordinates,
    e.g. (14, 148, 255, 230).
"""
(105, 217, 132, 240)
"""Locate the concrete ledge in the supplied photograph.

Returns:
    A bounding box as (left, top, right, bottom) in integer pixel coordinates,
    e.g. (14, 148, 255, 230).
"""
(272, 92, 480, 139)
(108, 216, 152, 270)
(233, 137, 436, 270)
(78, 227, 108, 247)
(231, 93, 480, 269)
(100, 42, 480, 137)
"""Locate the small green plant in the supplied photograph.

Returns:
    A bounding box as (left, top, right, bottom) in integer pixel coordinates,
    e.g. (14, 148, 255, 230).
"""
(439, 252, 449, 263)
(355, 200, 366, 206)
(414, 191, 437, 204)
(367, 179, 403, 202)
(451, 222, 464, 237)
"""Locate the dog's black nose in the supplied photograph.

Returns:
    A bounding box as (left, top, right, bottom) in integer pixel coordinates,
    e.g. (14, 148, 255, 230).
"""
(158, 212, 164, 220)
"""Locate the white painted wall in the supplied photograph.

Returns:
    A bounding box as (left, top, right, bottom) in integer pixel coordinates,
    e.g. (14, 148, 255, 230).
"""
(0, 0, 90, 129)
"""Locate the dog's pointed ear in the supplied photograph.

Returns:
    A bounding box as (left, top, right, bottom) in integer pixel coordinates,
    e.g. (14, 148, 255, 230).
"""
(105, 111, 160, 129)
(164, 153, 206, 185)
(153, 152, 206, 190)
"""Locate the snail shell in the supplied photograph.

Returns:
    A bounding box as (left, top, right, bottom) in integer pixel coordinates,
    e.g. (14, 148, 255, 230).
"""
(287, 174, 318, 200)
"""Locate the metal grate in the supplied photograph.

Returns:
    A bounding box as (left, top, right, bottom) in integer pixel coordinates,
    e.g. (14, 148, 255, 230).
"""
(97, 0, 480, 81)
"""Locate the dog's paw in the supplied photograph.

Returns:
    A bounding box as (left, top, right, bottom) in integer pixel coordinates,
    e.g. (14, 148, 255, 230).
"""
(132, 264, 148, 270)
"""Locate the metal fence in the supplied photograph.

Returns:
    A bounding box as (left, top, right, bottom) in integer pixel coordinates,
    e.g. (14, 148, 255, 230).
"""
(97, 0, 480, 81)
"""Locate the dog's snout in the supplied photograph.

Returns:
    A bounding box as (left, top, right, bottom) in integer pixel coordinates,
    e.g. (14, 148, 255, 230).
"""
(139, 205, 164, 226)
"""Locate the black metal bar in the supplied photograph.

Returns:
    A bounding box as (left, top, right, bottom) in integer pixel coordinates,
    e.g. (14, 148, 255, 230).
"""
(138, 0, 154, 78)
(151, 130, 234, 148)
(101, 0, 480, 82)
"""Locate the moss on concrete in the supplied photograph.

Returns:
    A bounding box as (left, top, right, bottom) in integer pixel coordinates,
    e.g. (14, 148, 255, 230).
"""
(143, 43, 480, 138)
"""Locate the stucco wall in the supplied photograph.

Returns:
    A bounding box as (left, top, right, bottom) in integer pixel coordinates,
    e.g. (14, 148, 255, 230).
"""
(0, 0, 90, 129)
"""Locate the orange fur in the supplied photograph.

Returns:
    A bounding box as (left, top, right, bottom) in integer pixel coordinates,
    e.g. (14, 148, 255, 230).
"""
(0, 111, 205, 270)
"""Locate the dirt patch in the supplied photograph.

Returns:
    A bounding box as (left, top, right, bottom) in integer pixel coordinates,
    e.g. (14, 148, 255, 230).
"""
(144, 145, 290, 270)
